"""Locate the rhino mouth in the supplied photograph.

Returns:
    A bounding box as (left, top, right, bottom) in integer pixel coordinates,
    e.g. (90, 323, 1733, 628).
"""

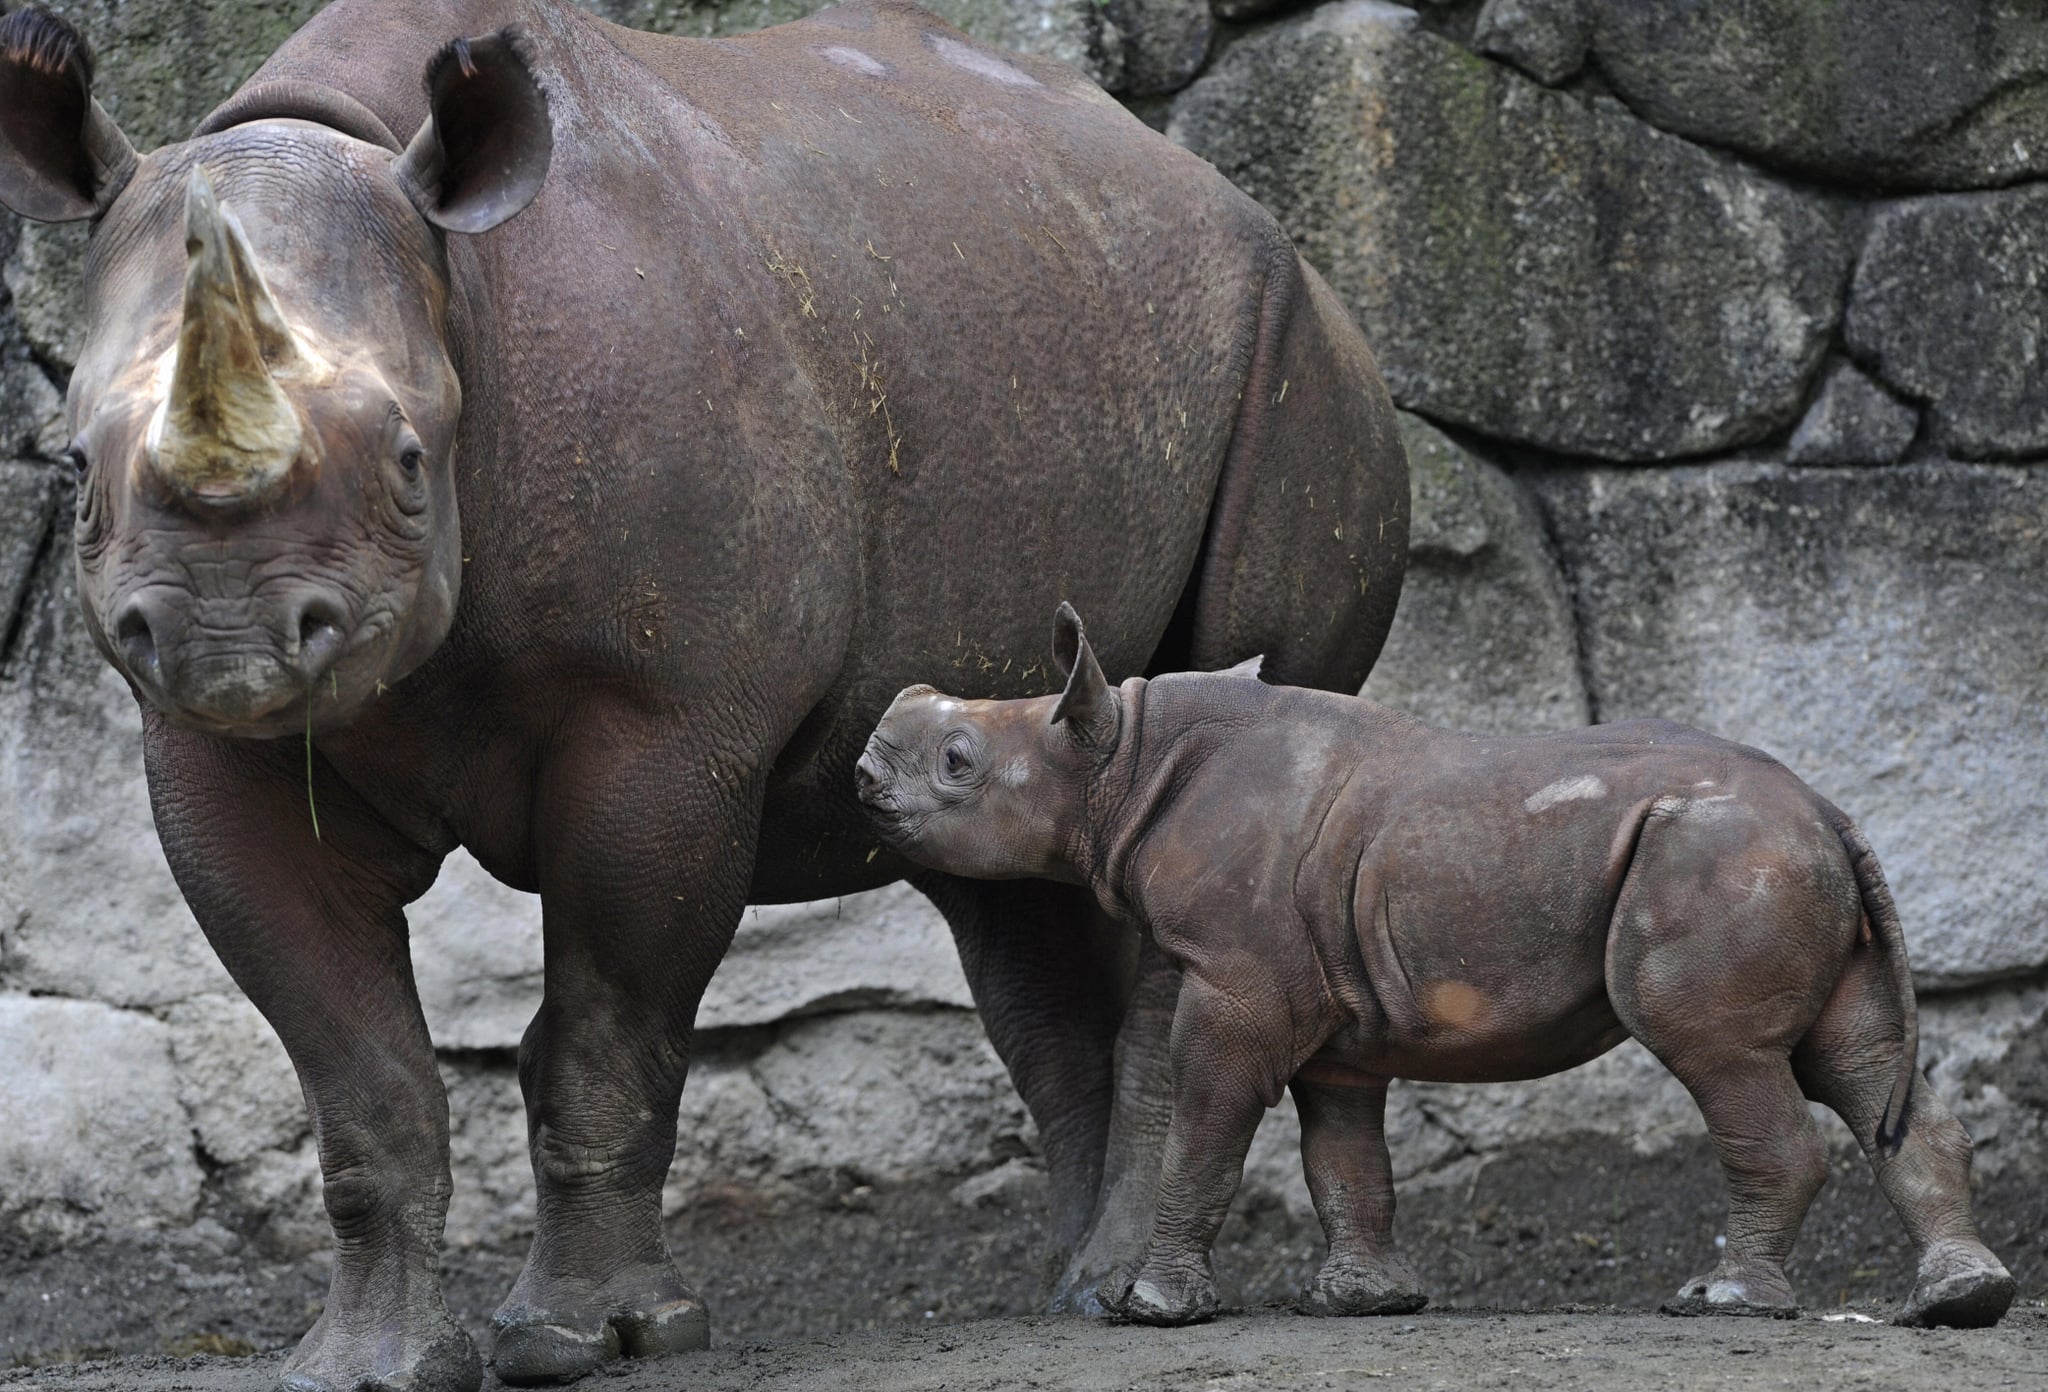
(107, 582, 371, 737)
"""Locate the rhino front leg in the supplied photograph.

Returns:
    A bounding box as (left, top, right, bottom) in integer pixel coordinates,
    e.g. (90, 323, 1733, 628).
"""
(145, 722, 478, 1392)
(1053, 939, 1181, 1314)
(490, 724, 756, 1384)
(1291, 1071, 1428, 1316)
(1110, 976, 1279, 1326)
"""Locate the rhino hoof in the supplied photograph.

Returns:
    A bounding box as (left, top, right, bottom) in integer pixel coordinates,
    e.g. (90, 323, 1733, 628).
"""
(1109, 1273, 1221, 1327)
(491, 1320, 620, 1386)
(279, 1307, 481, 1392)
(1660, 1273, 1799, 1320)
(1897, 1243, 2015, 1329)
(1297, 1274, 1428, 1317)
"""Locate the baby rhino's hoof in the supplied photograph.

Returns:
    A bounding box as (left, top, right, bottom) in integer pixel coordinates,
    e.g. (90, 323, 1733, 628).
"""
(1297, 1260, 1428, 1317)
(1896, 1242, 2015, 1329)
(1660, 1269, 1799, 1320)
(1108, 1267, 1221, 1327)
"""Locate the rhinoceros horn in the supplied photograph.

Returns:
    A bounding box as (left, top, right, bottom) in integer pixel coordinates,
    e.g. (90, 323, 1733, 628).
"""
(152, 167, 307, 503)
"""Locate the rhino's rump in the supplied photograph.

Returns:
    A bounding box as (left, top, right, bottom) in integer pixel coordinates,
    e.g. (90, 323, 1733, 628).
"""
(1324, 724, 1820, 1082)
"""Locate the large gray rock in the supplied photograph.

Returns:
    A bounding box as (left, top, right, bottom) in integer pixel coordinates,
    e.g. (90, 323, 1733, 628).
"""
(1846, 187, 2048, 460)
(0, 460, 58, 637)
(1169, 1, 1844, 461)
(0, 320, 65, 460)
(0, 561, 236, 1008)
(1481, 0, 2048, 192)
(1532, 462, 2048, 987)
(1360, 413, 1589, 735)
(1103, 0, 1211, 97)
(0, 993, 204, 1242)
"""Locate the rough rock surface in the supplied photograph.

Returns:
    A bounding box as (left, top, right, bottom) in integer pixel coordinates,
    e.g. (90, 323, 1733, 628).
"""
(1785, 360, 1919, 466)
(1102, 0, 1212, 96)
(1472, 0, 1590, 85)
(1846, 187, 2048, 460)
(1532, 462, 2048, 987)
(1360, 413, 1589, 734)
(0, 560, 236, 1010)
(1169, 1, 1845, 460)
(0, 995, 202, 1243)
(1535, 0, 2048, 192)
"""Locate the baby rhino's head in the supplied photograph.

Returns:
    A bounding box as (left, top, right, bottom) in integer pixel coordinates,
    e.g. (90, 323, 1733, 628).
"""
(857, 603, 1121, 881)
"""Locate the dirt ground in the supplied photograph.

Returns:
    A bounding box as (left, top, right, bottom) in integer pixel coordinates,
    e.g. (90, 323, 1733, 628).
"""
(2, 1135, 2042, 1388)
(5, 1307, 2045, 1392)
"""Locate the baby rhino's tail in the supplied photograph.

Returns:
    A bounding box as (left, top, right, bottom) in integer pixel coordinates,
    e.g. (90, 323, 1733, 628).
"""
(1826, 806, 1919, 1154)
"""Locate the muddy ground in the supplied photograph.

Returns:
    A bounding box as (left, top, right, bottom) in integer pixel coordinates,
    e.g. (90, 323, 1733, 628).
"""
(2, 1136, 2043, 1386)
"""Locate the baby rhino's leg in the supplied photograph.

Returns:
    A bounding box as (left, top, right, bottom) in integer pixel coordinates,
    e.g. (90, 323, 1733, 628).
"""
(1112, 976, 1278, 1326)
(1292, 1067, 1427, 1316)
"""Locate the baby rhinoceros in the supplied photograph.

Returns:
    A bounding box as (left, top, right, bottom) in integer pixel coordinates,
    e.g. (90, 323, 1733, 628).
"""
(855, 604, 2016, 1331)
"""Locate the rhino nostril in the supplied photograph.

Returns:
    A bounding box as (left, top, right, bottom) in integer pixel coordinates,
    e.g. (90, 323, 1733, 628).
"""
(290, 598, 346, 684)
(114, 602, 161, 685)
(855, 752, 885, 800)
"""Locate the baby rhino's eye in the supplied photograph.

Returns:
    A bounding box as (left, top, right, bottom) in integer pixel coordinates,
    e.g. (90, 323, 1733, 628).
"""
(942, 736, 973, 778)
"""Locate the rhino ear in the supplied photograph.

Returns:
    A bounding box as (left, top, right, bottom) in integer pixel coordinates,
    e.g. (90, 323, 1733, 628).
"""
(393, 27, 552, 234)
(0, 7, 137, 222)
(1050, 602, 1119, 749)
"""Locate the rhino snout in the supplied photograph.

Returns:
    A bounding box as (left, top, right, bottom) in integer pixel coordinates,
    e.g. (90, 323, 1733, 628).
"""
(113, 584, 351, 727)
(854, 748, 888, 805)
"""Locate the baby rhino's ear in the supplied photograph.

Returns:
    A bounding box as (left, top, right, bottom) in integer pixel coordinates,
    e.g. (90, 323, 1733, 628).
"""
(1051, 602, 1118, 749)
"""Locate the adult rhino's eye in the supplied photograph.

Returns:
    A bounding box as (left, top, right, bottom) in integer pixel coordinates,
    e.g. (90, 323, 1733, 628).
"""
(65, 443, 89, 479)
(399, 446, 424, 476)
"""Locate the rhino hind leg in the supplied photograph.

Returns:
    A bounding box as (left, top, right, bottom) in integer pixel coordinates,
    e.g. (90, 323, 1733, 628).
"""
(913, 874, 1137, 1310)
(1290, 1073, 1428, 1317)
(1791, 955, 2016, 1329)
(1651, 1051, 1824, 1320)
(1605, 804, 1848, 1319)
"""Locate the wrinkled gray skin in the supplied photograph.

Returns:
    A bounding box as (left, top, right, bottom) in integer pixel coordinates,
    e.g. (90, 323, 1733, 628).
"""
(860, 605, 2017, 1333)
(0, 3, 1409, 1388)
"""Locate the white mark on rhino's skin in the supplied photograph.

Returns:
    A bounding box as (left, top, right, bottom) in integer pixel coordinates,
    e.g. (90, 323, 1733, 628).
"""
(820, 45, 887, 76)
(930, 36, 1040, 88)
(1524, 774, 1609, 815)
(997, 758, 1031, 788)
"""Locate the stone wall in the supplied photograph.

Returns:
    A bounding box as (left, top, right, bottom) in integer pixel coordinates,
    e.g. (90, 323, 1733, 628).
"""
(0, 0, 2042, 1353)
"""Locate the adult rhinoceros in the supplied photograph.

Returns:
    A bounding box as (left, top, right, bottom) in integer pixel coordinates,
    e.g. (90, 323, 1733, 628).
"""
(0, 1, 1407, 1387)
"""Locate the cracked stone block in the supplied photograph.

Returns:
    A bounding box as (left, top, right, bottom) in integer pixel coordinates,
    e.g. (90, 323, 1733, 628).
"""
(0, 993, 203, 1243)
(1786, 360, 1919, 466)
(1846, 186, 2048, 460)
(1533, 461, 2048, 987)
(1582, 0, 2048, 192)
(1473, 0, 1591, 84)
(1169, 0, 1844, 460)
(1360, 414, 1589, 735)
